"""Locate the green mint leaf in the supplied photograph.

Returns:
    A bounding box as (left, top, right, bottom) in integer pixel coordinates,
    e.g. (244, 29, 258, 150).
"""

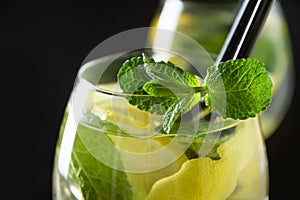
(117, 54, 272, 134)
(204, 58, 273, 119)
(117, 54, 175, 114)
(117, 54, 153, 95)
(69, 121, 133, 200)
(117, 54, 201, 133)
(143, 81, 201, 133)
(143, 80, 197, 96)
(162, 97, 191, 134)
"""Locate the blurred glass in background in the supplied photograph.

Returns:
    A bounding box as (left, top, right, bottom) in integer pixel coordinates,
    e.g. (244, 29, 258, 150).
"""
(149, 0, 295, 138)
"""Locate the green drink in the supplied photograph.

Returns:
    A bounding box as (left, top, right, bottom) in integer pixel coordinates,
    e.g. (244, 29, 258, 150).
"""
(52, 52, 271, 199)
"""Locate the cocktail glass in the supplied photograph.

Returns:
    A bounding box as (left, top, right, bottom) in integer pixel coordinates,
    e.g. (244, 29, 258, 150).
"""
(52, 29, 269, 199)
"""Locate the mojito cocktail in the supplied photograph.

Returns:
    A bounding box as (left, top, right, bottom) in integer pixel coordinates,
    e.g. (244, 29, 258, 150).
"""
(52, 52, 271, 200)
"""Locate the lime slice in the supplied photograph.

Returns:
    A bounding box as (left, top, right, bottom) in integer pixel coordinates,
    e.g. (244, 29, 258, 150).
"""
(146, 119, 258, 200)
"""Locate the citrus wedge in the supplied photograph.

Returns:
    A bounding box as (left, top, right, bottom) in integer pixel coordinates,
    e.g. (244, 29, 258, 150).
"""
(146, 119, 258, 200)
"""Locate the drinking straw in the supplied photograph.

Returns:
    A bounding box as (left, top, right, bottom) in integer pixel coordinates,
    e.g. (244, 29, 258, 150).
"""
(216, 0, 275, 64)
(200, 0, 275, 158)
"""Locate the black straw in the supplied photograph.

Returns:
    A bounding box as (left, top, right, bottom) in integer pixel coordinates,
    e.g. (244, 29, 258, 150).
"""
(216, 0, 275, 63)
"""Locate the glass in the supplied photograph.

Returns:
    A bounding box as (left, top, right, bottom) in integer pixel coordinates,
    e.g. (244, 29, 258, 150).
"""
(52, 48, 269, 199)
(150, 0, 294, 138)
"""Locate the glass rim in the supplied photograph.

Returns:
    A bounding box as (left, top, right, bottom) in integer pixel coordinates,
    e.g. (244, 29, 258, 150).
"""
(78, 51, 208, 97)
(95, 86, 165, 97)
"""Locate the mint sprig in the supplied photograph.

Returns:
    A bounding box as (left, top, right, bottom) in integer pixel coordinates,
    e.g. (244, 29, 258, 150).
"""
(117, 54, 272, 133)
(205, 58, 273, 119)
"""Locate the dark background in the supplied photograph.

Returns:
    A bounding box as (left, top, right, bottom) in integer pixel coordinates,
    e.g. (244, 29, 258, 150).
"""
(1, 0, 299, 199)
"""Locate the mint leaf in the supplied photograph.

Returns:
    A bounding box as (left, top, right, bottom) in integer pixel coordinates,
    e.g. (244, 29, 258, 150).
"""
(117, 54, 201, 133)
(69, 122, 133, 200)
(117, 55, 175, 114)
(117, 54, 272, 133)
(162, 97, 190, 134)
(204, 58, 273, 119)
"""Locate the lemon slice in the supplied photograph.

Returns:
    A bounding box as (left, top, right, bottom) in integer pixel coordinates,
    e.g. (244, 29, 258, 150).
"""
(146, 119, 258, 200)
(91, 90, 190, 199)
(93, 91, 163, 136)
(108, 125, 189, 200)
